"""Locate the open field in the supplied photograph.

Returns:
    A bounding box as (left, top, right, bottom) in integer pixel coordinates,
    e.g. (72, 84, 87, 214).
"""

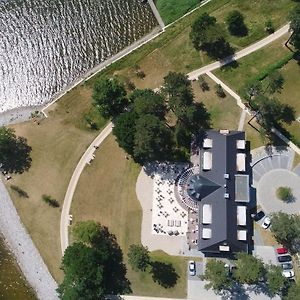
(5, 85, 106, 282)
(155, 0, 200, 25)
(71, 134, 188, 297)
(192, 75, 241, 130)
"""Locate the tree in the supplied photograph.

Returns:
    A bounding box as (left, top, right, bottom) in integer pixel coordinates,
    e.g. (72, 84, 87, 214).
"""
(241, 80, 262, 101)
(132, 89, 165, 119)
(266, 265, 287, 296)
(265, 20, 274, 34)
(128, 244, 150, 272)
(215, 84, 226, 98)
(134, 114, 173, 162)
(93, 76, 128, 118)
(226, 10, 248, 36)
(0, 126, 32, 173)
(253, 95, 295, 132)
(59, 221, 131, 299)
(276, 186, 294, 202)
(270, 212, 300, 251)
(198, 75, 209, 91)
(234, 253, 265, 284)
(284, 283, 300, 300)
(113, 110, 137, 156)
(190, 13, 234, 59)
(267, 70, 284, 94)
(201, 259, 233, 292)
(289, 4, 300, 51)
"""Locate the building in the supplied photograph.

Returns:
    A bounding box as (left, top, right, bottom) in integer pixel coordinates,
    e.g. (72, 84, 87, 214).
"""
(178, 129, 251, 256)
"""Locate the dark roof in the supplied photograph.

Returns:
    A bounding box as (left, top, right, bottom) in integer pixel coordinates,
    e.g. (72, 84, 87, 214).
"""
(194, 130, 250, 255)
(187, 174, 220, 201)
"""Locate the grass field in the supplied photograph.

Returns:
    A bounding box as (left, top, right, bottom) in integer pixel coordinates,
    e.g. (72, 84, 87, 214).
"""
(5, 86, 106, 282)
(192, 75, 241, 129)
(155, 0, 200, 25)
(71, 134, 189, 297)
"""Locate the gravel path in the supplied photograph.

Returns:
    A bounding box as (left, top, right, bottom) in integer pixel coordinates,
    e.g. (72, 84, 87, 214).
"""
(0, 180, 58, 300)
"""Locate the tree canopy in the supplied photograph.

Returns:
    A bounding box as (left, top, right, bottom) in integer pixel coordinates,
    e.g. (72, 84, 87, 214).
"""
(202, 259, 233, 292)
(58, 221, 131, 299)
(0, 126, 32, 173)
(267, 70, 284, 94)
(127, 244, 150, 272)
(113, 110, 137, 156)
(131, 89, 165, 120)
(234, 253, 265, 284)
(190, 13, 234, 59)
(289, 4, 300, 51)
(93, 76, 128, 119)
(284, 283, 300, 300)
(270, 212, 300, 252)
(226, 10, 248, 36)
(266, 265, 287, 297)
(134, 114, 173, 162)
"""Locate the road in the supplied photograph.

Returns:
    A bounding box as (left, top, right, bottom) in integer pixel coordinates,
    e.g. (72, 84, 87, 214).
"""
(60, 122, 113, 254)
(188, 24, 289, 80)
(60, 24, 291, 255)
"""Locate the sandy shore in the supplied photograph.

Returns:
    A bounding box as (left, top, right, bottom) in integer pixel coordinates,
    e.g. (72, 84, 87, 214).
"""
(0, 105, 43, 127)
(0, 180, 59, 300)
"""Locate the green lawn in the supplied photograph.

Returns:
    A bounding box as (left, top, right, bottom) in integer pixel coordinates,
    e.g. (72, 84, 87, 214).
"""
(155, 0, 200, 25)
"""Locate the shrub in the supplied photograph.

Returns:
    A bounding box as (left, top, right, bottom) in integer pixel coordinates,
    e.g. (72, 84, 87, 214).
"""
(265, 20, 274, 34)
(215, 84, 226, 98)
(198, 75, 209, 91)
(42, 194, 60, 207)
(10, 185, 29, 198)
(276, 187, 293, 202)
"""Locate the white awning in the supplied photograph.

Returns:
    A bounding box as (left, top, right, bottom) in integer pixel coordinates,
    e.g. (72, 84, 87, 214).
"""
(203, 138, 213, 148)
(236, 153, 246, 172)
(237, 230, 247, 241)
(237, 139, 246, 150)
(237, 206, 247, 226)
(202, 204, 212, 224)
(202, 228, 212, 239)
(203, 151, 212, 170)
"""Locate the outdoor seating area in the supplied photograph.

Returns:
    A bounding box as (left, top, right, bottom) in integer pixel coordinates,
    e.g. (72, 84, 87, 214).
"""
(151, 163, 189, 236)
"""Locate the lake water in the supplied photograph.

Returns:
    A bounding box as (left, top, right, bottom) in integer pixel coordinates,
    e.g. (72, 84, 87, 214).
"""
(0, 238, 36, 299)
(0, 0, 157, 112)
(0, 0, 157, 297)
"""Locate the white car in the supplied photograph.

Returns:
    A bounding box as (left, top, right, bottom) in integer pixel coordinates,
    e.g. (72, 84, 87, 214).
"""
(262, 216, 271, 229)
(282, 270, 295, 279)
(189, 260, 196, 276)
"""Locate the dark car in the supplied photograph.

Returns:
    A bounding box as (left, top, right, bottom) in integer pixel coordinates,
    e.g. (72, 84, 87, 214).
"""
(278, 255, 292, 263)
(251, 211, 265, 221)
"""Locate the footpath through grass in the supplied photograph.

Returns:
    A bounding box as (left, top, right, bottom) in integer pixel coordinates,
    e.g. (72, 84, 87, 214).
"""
(155, 0, 200, 25)
(71, 134, 188, 297)
(213, 34, 300, 147)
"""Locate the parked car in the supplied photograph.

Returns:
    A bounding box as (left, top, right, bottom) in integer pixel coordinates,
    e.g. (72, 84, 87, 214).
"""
(281, 262, 293, 270)
(282, 270, 295, 279)
(277, 247, 288, 255)
(278, 255, 292, 263)
(262, 216, 271, 229)
(189, 261, 196, 276)
(251, 211, 265, 221)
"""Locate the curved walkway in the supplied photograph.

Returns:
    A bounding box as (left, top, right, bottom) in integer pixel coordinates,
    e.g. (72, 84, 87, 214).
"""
(0, 181, 58, 300)
(60, 122, 113, 254)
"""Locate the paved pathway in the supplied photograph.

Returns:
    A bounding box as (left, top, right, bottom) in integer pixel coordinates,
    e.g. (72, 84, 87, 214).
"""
(60, 122, 113, 254)
(148, 0, 165, 29)
(188, 24, 289, 80)
(257, 169, 300, 214)
(238, 109, 247, 131)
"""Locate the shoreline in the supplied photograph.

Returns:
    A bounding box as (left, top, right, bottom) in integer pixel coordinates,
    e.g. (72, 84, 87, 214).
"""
(0, 180, 58, 300)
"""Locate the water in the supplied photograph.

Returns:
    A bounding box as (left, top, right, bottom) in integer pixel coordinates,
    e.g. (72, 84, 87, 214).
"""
(0, 238, 36, 299)
(0, 0, 157, 112)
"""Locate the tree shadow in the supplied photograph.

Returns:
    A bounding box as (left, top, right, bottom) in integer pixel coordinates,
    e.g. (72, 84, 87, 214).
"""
(150, 261, 179, 288)
(219, 60, 239, 71)
(220, 282, 249, 300)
